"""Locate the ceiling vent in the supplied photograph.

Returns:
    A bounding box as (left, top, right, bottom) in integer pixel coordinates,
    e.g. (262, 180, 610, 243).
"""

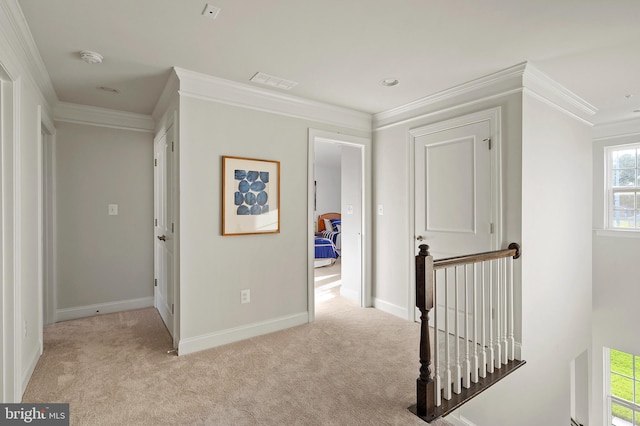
(250, 72, 298, 90)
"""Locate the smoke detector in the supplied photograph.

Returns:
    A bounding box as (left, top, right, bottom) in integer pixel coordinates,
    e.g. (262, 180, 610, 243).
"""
(80, 50, 103, 64)
(202, 4, 221, 19)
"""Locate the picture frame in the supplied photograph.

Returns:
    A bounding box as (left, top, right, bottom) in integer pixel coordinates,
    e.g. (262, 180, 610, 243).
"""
(222, 156, 280, 236)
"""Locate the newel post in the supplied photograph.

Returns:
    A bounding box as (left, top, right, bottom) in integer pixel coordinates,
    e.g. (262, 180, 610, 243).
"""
(415, 244, 435, 418)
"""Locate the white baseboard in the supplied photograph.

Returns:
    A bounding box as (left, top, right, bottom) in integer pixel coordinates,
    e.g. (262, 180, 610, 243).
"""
(445, 411, 478, 426)
(21, 344, 41, 395)
(178, 312, 308, 356)
(373, 297, 408, 320)
(56, 296, 154, 322)
(339, 286, 359, 303)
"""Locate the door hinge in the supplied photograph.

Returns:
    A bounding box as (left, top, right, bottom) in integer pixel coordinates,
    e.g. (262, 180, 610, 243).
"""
(171, 304, 174, 315)
(154, 218, 158, 226)
(172, 223, 174, 232)
(154, 158, 157, 166)
(171, 141, 174, 152)
(490, 223, 494, 234)
(154, 278, 157, 287)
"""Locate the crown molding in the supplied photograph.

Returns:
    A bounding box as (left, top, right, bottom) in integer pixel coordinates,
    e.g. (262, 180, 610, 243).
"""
(173, 67, 372, 132)
(0, 0, 57, 109)
(54, 102, 155, 133)
(374, 62, 597, 130)
(592, 117, 640, 141)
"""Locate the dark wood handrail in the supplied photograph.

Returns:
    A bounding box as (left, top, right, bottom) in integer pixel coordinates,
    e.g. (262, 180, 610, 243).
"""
(433, 242, 520, 270)
(411, 242, 522, 422)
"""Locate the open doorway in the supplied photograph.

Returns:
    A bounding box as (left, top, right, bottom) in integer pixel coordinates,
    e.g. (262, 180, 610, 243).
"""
(307, 129, 371, 322)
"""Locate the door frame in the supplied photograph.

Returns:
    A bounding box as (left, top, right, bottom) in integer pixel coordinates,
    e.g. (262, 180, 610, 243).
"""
(0, 62, 21, 402)
(153, 111, 179, 348)
(307, 129, 371, 322)
(39, 107, 56, 328)
(408, 107, 502, 322)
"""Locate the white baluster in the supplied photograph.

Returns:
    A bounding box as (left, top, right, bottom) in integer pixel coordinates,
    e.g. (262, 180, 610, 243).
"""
(508, 256, 515, 361)
(453, 267, 462, 394)
(501, 258, 508, 365)
(494, 258, 502, 370)
(479, 262, 487, 378)
(463, 264, 471, 388)
(471, 262, 479, 383)
(443, 269, 452, 400)
(434, 271, 441, 407)
(487, 259, 495, 374)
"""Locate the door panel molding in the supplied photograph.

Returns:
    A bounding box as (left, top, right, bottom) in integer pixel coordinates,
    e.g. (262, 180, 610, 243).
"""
(409, 107, 502, 322)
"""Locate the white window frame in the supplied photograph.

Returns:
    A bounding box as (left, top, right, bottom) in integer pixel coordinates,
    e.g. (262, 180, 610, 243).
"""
(605, 347, 640, 426)
(605, 142, 640, 231)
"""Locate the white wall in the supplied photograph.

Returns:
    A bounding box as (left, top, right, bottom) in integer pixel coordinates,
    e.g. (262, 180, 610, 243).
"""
(590, 124, 640, 426)
(176, 95, 369, 353)
(314, 163, 341, 219)
(55, 122, 154, 316)
(460, 92, 593, 426)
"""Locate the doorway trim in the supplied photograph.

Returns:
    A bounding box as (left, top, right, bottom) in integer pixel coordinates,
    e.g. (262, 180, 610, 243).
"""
(307, 129, 371, 322)
(408, 107, 502, 322)
(39, 106, 56, 330)
(0, 63, 21, 403)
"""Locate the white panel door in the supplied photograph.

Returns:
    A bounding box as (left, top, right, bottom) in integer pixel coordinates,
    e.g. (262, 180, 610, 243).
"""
(413, 118, 494, 329)
(414, 120, 492, 260)
(154, 127, 175, 339)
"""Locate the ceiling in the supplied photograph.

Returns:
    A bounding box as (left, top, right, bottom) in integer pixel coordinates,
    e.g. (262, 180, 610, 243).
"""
(16, 0, 640, 124)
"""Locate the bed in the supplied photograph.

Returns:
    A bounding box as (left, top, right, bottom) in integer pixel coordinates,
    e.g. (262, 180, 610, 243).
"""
(317, 212, 341, 251)
(314, 212, 341, 268)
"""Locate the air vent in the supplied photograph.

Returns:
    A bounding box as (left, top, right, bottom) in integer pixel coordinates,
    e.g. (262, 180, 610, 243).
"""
(250, 72, 298, 90)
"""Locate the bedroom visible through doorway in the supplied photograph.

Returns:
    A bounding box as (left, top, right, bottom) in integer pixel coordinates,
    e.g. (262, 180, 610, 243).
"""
(308, 129, 370, 322)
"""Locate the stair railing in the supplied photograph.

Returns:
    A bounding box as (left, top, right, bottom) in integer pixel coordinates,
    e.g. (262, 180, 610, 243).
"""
(410, 243, 525, 423)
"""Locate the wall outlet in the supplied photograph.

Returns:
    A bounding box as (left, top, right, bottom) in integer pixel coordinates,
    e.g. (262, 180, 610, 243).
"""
(241, 289, 250, 304)
(108, 204, 118, 215)
(377, 204, 384, 215)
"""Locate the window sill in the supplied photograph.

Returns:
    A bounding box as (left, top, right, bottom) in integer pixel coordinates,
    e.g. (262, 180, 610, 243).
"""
(594, 229, 640, 238)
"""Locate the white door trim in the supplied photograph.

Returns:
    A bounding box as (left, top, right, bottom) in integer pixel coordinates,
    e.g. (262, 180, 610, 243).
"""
(39, 107, 56, 330)
(307, 129, 371, 322)
(1, 65, 22, 402)
(408, 107, 502, 322)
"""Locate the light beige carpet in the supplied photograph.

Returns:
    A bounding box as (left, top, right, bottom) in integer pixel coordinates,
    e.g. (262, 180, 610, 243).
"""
(23, 292, 453, 426)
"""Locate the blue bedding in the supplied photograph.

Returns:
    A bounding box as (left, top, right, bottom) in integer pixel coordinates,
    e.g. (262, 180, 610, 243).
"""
(314, 237, 340, 259)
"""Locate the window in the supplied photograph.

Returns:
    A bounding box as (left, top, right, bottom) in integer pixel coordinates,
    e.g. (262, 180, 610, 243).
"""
(606, 143, 640, 229)
(607, 348, 640, 425)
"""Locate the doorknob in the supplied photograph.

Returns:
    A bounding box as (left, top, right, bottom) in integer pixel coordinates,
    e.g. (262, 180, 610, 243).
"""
(416, 235, 425, 241)
(157, 235, 167, 241)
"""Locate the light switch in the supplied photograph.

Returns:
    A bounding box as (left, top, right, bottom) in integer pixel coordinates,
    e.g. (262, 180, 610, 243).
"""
(346, 204, 354, 214)
(377, 204, 384, 215)
(108, 204, 118, 215)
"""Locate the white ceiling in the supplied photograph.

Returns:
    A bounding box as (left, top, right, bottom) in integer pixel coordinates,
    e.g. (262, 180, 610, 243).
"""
(16, 0, 640, 124)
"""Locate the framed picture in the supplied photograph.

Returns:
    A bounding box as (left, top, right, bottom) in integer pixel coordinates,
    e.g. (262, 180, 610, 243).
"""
(222, 156, 280, 236)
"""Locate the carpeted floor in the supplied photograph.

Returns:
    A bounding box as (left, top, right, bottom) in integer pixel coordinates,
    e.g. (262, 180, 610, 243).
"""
(23, 290, 453, 426)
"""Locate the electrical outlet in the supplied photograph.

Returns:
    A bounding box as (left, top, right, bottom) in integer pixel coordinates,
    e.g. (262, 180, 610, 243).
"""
(108, 204, 118, 215)
(241, 289, 250, 304)
(377, 204, 384, 215)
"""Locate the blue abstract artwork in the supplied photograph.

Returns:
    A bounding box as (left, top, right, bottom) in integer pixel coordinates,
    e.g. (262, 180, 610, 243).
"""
(234, 169, 269, 215)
